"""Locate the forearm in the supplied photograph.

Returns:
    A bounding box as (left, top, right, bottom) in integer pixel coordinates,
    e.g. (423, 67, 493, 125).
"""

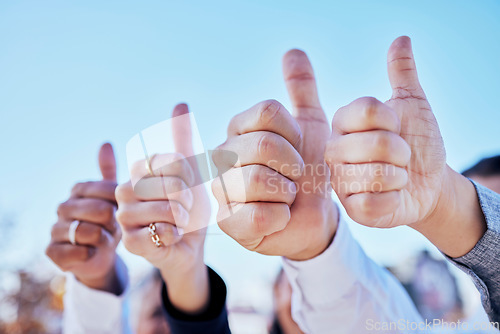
(160, 259, 210, 314)
(412, 166, 487, 258)
(161, 266, 231, 334)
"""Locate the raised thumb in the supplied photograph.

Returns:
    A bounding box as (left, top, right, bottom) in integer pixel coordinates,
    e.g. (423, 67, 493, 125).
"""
(282, 49, 326, 121)
(387, 36, 425, 99)
(98, 142, 117, 182)
(171, 103, 195, 158)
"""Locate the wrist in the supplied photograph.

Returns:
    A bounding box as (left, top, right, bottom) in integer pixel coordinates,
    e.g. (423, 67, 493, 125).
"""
(77, 257, 123, 295)
(287, 200, 339, 261)
(411, 166, 487, 258)
(159, 258, 210, 314)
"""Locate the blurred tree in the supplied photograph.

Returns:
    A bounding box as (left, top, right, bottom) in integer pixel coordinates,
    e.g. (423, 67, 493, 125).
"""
(0, 211, 64, 334)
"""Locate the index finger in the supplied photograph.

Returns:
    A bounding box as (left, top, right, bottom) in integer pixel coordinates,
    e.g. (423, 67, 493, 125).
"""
(130, 152, 195, 188)
(71, 181, 117, 203)
(228, 99, 302, 151)
(332, 97, 400, 136)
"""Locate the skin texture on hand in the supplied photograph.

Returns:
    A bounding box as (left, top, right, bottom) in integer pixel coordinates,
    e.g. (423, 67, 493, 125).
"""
(46, 143, 122, 294)
(325, 36, 486, 257)
(212, 50, 338, 261)
(115, 103, 211, 314)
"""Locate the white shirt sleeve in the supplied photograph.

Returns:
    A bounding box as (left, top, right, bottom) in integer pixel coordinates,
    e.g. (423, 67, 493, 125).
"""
(282, 214, 423, 334)
(62, 256, 130, 334)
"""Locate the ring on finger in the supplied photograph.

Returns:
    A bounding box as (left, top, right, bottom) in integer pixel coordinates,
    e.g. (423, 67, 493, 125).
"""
(68, 220, 81, 245)
(148, 222, 162, 248)
(146, 154, 157, 176)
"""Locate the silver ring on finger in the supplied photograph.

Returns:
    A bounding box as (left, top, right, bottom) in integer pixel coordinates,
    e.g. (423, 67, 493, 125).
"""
(68, 220, 81, 245)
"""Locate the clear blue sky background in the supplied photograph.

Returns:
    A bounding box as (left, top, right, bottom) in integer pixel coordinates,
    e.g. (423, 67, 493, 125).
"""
(0, 0, 499, 309)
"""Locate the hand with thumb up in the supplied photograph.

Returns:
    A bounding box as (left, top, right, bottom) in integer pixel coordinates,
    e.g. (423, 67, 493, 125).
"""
(212, 49, 339, 261)
(115, 103, 212, 314)
(46, 143, 122, 294)
(325, 36, 486, 258)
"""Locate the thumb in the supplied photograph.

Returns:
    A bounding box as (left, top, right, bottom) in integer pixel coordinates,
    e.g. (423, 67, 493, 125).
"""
(282, 49, 326, 121)
(98, 143, 117, 182)
(171, 103, 195, 158)
(387, 36, 426, 99)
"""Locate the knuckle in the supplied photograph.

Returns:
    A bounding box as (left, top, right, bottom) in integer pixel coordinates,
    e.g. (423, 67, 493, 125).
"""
(45, 245, 55, 260)
(169, 177, 184, 192)
(57, 203, 65, 217)
(324, 139, 338, 164)
(50, 224, 58, 239)
(130, 159, 147, 178)
(360, 97, 381, 122)
(115, 182, 133, 202)
(168, 201, 182, 219)
(115, 208, 125, 224)
(250, 205, 266, 236)
(332, 105, 349, 133)
(256, 133, 276, 159)
(57, 201, 69, 217)
(182, 188, 194, 207)
(159, 200, 173, 214)
(358, 194, 375, 216)
(211, 177, 228, 202)
(71, 183, 81, 194)
(211, 178, 220, 196)
(228, 114, 240, 134)
(258, 99, 282, 126)
(275, 205, 290, 232)
(72, 182, 89, 195)
(249, 165, 264, 189)
(95, 201, 114, 222)
(115, 206, 131, 226)
(114, 183, 126, 202)
(104, 181, 118, 198)
(372, 132, 391, 152)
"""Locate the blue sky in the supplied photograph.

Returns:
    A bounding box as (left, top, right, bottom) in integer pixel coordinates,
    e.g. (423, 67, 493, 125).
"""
(1, 0, 499, 308)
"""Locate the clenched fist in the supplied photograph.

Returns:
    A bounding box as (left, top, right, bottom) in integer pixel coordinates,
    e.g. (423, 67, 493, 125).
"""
(212, 50, 338, 261)
(46, 143, 122, 293)
(325, 36, 485, 257)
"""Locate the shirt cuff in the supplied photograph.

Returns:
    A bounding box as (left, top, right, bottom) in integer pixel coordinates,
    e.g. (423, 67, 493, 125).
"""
(282, 213, 366, 306)
(452, 180, 500, 267)
(448, 180, 500, 320)
(162, 266, 230, 334)
(63, 256, 129, 333)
